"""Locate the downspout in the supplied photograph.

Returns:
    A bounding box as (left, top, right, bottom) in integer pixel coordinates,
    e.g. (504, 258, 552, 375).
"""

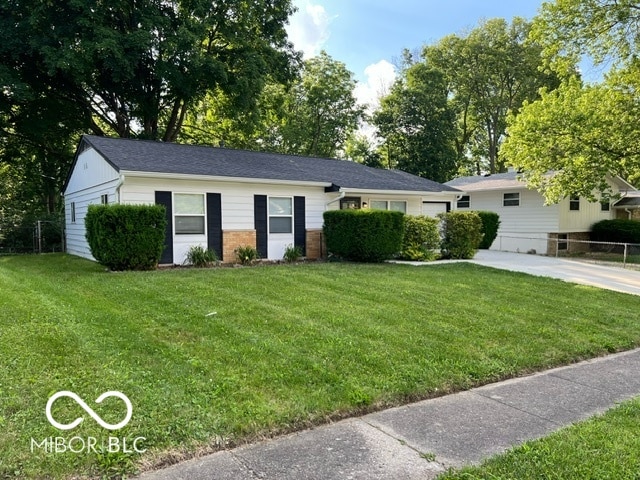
(626, 208, 633, 220)
(115, 174, 125, 203)
(325, 191, 346, 208)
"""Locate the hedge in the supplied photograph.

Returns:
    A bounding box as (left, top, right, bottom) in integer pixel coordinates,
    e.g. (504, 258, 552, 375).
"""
(85, 204, 167, 270)
(591, 219, 640, 244)
(400, 215, 440, 261)
(476, 211, 501, 249)
(323, 209, 404, 262)
(440, 211, 483, 259)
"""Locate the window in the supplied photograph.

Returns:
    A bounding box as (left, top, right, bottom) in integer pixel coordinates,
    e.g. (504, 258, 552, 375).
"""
(269, 197, 292, 234)
(457, 195, 470, 209)
(174, 193, 205, 234)
(569, 195, 580, 211)
(503, 192, 520, 207)
(600, 200, 610, 212)
(557, 233, 568, 251)
(101, 194, 109, 205)
(340, 197, 361, 210)
(370, 200, 407, 213)
(71, 202, 76, 223)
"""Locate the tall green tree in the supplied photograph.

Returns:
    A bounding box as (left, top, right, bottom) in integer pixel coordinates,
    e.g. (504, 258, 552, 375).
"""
(502, 0, 640, 201)
(0, 0, 299, 142)
(181, 51, 363, 158)
(373, 63, 457, 183)
(423, 18, 560, 173)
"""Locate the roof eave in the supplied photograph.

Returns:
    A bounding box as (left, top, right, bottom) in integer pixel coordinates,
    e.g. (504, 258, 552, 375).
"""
(338, 187, 461, 196)
(120, 170, 332, 188)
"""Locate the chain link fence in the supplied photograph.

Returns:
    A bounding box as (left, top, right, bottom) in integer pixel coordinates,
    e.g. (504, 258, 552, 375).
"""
(0, 217, 65, 254)
(494, 234, 640, 269)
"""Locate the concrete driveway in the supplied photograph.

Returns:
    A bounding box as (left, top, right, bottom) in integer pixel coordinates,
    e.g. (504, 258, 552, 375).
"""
(471, 250, 640, 296)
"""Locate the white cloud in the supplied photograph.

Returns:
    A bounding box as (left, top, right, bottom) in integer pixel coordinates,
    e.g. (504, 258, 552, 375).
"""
(354, 60, 397, 111)
(287, 1, 332, 58)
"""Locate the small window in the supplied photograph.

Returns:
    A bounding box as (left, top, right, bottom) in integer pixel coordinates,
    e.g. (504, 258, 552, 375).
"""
(269, 197, 292, 234)
(101, 194, 109, 205)
(370, 200, 407, 213)
(340, 197, 361, 210)
(503, 192, 520, 207)
(71, 202, 76, 223)
(390, 201, 407, 213)
(174, 193, 205, 235)
(600, 201, 610, 212)
(558, 234, 568, 251)
(569, 195, 580, 211)
(457, 195, 470, 209)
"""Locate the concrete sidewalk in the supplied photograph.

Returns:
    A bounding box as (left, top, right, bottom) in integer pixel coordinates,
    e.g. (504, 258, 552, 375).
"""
(138, 348, 640, 480)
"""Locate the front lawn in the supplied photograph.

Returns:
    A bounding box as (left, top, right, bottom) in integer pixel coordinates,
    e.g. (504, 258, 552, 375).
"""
(1, 254, 640, 479)
(439, 397, 640, 480)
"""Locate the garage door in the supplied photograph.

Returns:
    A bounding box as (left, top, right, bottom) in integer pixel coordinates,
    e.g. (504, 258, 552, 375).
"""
(422, 202, 449, 217)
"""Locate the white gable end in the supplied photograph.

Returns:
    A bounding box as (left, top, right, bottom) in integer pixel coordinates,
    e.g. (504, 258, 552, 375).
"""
(65, 147, 119, 195)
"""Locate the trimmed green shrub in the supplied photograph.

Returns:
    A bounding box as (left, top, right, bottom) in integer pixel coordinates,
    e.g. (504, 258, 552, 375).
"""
(400, 215, 440, 261)
(85, 204, 167, 270)
(439, 211, 483, 259)
(185, 245, 218, 267)
(323, 209, 404, 262)
(591, 219, 640, 244)
(476, 211, 501, 249)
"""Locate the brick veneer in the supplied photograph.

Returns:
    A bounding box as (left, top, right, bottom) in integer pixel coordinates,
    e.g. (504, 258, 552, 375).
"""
(222, 230, 256, 263)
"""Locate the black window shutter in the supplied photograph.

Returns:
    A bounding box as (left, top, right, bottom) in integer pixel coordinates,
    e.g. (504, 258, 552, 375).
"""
(155, 191, 173, 264)
(254, 195, 268, 258)
(294, 196, 306, 255)
(206, 193, 222, 259)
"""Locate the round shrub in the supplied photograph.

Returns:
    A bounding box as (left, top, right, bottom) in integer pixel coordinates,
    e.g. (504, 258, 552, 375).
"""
(323, 209, 404, 262)
(440, 211, 483, 259)
(591, 219, 640, 244)
(400, 215, 440, 261)
(85, 204, 167, 270)
(476, 211, 501, 249)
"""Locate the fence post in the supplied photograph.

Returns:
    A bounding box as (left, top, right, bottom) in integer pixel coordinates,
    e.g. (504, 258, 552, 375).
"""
(36, 220, 42, 254)
(624, 243, 628, 269)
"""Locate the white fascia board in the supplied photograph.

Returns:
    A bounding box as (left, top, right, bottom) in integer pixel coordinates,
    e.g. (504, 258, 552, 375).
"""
(120, 170, 331, 188)
(339, 188, 458, 196)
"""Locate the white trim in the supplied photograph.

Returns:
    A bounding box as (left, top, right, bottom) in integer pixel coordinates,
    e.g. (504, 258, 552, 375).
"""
(341, 188, 458, 196)
(121, 170, 331, 188)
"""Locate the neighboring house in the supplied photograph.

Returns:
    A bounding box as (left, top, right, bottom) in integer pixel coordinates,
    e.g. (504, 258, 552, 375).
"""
(446, 171, 638, 255)
(64, 135, 461, 264)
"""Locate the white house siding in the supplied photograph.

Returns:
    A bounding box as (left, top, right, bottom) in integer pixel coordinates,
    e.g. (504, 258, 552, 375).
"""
(64, 148, 120, 260)
(460, 189, 559, 254)
(558, 196, 614, 232)
(120, 176, 327, 262)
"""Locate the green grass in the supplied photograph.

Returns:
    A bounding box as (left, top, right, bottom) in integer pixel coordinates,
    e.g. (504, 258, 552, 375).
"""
(439, 397, 640, 480)
(1, 254, 640, 479)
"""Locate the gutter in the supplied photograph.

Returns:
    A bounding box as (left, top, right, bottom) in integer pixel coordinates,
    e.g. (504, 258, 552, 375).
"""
(325, 191, 346, 208)
(115, 174, 125, 203)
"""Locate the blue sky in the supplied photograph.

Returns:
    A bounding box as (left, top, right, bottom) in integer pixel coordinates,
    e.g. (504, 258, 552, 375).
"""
(287, 0, 546, 106)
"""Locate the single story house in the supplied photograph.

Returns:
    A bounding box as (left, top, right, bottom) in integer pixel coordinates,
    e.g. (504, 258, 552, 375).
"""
(64, 135, 462, 264)
(446, 171, 639, 255)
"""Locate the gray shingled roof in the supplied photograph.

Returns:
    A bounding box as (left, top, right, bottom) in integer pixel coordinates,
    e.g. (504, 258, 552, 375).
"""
(75, 135, 460, 193)
(445, 171, 526, 191)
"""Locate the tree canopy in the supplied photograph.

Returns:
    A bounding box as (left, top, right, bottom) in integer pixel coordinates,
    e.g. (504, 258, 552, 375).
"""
(502, 0, 640, 201)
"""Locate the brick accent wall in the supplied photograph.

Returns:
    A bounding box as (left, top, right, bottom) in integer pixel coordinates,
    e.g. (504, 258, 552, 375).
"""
(305, 229, 325, 260)
(222, 230, 256, 263)
(548, 232, 591, 256)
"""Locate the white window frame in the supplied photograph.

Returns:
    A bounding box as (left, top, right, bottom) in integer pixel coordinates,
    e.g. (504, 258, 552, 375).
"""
(569, 195, 580, 211)
(503, 192, 520, 207)
(457, 195, 470, 209)
(268, 196, 293, 234)
(370, 200, 407, 213)
(101, 194, 109, 205)
(173, 193, 206, 235)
